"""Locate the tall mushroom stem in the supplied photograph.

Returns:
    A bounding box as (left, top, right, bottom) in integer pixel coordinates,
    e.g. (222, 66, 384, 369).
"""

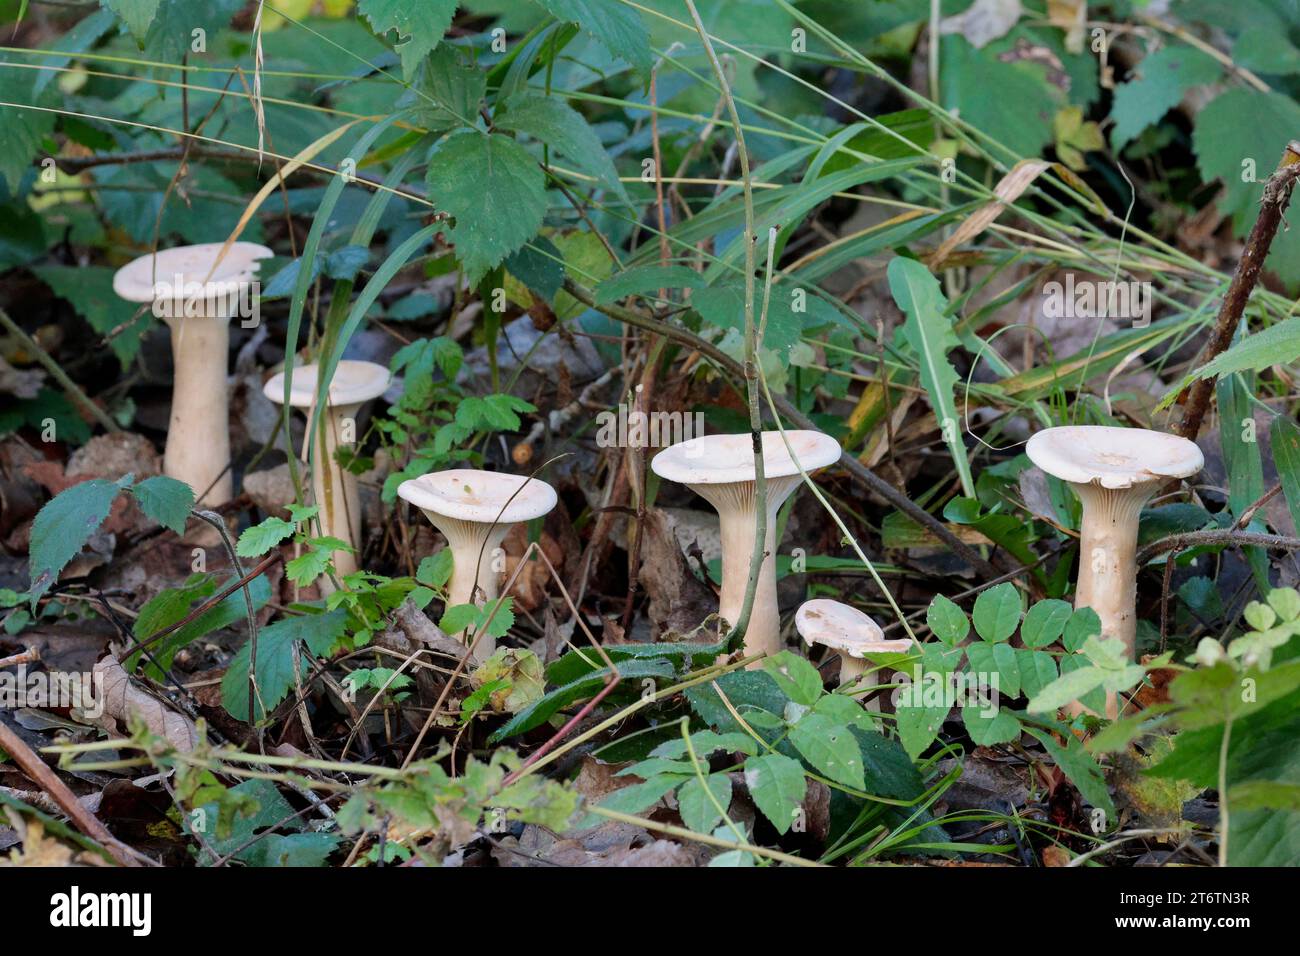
(165, 312, 233, 505)
(432, 517, 510, 616)
(1070, 481, 1158, 663)
(312, 402, 364, 580)
(702, 475, 802, 661)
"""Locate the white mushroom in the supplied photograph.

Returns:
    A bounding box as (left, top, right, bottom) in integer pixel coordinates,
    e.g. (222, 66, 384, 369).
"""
(113, 242, 272, 505)
(650, 430, 842, 663)
(795, 599, 911, 709)
(1026, 425, 1203, 717)
(262, 360, 391, 583)
(397, 469, 558, 661)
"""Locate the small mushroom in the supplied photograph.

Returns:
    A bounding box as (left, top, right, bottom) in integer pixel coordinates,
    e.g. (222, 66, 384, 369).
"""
(262, 360, 391, 584)
(1026, 425, 1203, 717)
(795, 599, 911, 709)
(397, 469, 557, 661)
(650, 430, 842, 662)
(113, 242, 272, 505)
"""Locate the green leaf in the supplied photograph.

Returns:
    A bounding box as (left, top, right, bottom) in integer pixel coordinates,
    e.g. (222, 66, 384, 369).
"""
(103, 0, 161, 44)
(965, 641, 1020, 698)
(128, 573, 271, 679)
(236, 517, 296, 558)
(743, 753, 807, 834)
(1021, 599, 1072, 648)
(33, 266, 149, 366)
(499, 92, 627, 202)
(926, 594, 970, 646)
(677, 773, 732, 833)
(1062, 606, 1100, 652)
(1191, 318, 1300, 383)
(1270, 415, 1300, 537)
(410, 45, 484, 131)
(530, 0, 652, 77)
(438, 603, 479, 634)
(285, 548, 331, 587)
(940, 34, 1060, 157)
(1228, 780, 1300, 811)
(595, 265, 707, 304)
(888, 257, 973, 496)
(761, 650, 824, 706)
(129, 476, 194, 536)
(0, 66, 55, 194)
(357, 0, 458, 80)
(1233, 26, 1300, 76)
(417, 551, 454, 589)
(221, 609, 349, 722)
(1110, 44, 1222, 150)
(971, 582, 1022, 642)
(692, 284, 808, 353)
(28, 477, 125, 609)
(426, 131, 547, 284)
(1025, 725, 1116, 822)
(962, 704, 1021, 746)
(685, 671, 790, 736)
(652, 730, 758, 760)
(1026, 664, 1106, 713)
(788, 714, 865, 789)
(1017, 648, 1059, 700)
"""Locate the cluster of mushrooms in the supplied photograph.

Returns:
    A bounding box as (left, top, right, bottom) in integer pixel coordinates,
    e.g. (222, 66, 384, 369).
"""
(112, 244, 1205, 715)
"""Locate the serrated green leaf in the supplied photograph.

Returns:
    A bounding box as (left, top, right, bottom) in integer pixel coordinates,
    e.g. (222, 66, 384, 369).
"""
(130, 476, 194, 536)
(358, 0, 458, 80)
(28, 477, 125, 609)
(531, 0, 651, 76)
(417, 550, 454, 589)
(743, 753, 807, 834)
(788, 714, 865, 789)
(1017, 648, 1058, 700)
(499, 92, 627, 202)
(104, 0, 162, 44)
(236, 517, 295, 558)
(678, 773, 732, 833)
(426, 131, 547, 284)
(762, 650, 824, 706)
(1110, 44, 1222, 150)
(222, 609, 349, 722)
(285, 548, 331, 586)
(1025, 725, 1116, 821)
(33, 266, 149, 366)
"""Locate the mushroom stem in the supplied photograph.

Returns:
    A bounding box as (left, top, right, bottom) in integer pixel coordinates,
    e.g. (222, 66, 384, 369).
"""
(165, 314, 232, 505)
(428, 517, 510, 661)
(707, 476, 801, 662)
(838, 657, 888, 712)
(1069, 481, 1156, 717)
(311, 402, 363, 580)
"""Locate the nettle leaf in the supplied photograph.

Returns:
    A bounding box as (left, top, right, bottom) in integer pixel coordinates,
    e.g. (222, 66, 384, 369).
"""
(358, 0, 458, 80)
(530, 0, 652, 77)
(743, 753, 807, 835)
(888, 257, 974, 495)
(236, 517, 296, 558)
(692, 283, 829, 353)
(972, 582, 1022, 642)
(762, 651, 824, 706)
(130, 476, 194, 535)
(28, 477, 127, 609)
(788, 714, 865, 789)
(677, 773, 732, 834)
(426, 131, 548, 284)
(1110, 44, 1222, 150)
(926, 594, 970, 645)
(1021, 598, 1072, 648)
(222, 609, 349, 722)
(103, 0, 161, 44)
(33, 266, 149, 366)
(410, 45, 485, 131)
(499, 92, 627, 202)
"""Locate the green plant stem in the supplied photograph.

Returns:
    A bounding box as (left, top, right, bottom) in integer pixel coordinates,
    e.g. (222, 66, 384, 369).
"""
(0, 305, 121, 434)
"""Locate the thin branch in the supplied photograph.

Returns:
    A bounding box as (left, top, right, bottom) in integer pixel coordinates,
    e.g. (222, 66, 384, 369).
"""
(0, 306, 121, 434)
(1137, 528, 1300, 566)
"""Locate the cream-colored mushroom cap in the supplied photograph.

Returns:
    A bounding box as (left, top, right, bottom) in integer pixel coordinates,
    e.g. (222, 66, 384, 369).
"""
(1026, 426, 1203, 490)
(795, 599, 911, 658)
(262, 360, 391, 409)
(397, 470, 557, 525)
(650, 430, 841, 486)
(113, 242, 273, 302)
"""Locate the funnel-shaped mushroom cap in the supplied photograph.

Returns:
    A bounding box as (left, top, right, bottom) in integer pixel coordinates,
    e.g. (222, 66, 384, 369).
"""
(795, 599, 911, 658)
(398, 470, 557, 525)
(113, 242, 273, 303)
(651, 430, 841, 486)
(263, 360, 391, 409)
(1026, 426, 1203, 489)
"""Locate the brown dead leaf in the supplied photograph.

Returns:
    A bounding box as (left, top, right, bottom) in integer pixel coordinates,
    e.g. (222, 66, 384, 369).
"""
(86, 655, 201, 751)
(638, 508, 718, 639)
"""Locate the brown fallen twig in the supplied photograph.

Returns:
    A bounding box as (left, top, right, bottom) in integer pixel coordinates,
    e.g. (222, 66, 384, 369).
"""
(1137, 528, 1300, 566)
(1174, 141, 1300, 441)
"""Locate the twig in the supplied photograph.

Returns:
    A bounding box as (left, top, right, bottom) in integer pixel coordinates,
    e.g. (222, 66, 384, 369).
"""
(1137, 528, 1300, 565)
(0, 717, 142, 866)
(1175, 143, 1300, 441)
(0, 306, 120, 434)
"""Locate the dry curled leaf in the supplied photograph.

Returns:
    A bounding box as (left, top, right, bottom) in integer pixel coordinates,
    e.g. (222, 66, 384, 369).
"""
(86, 655, 200, 752)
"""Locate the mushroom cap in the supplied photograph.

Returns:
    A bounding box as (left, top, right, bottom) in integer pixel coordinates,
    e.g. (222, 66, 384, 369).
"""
(112, 242, 273, 303)
(1025, 425, 1203, 490)
(397, 469, 558, 525)
(795, 599, 911, 657)
(262, 360, 391, 409)
(650, 430, 841, 486)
